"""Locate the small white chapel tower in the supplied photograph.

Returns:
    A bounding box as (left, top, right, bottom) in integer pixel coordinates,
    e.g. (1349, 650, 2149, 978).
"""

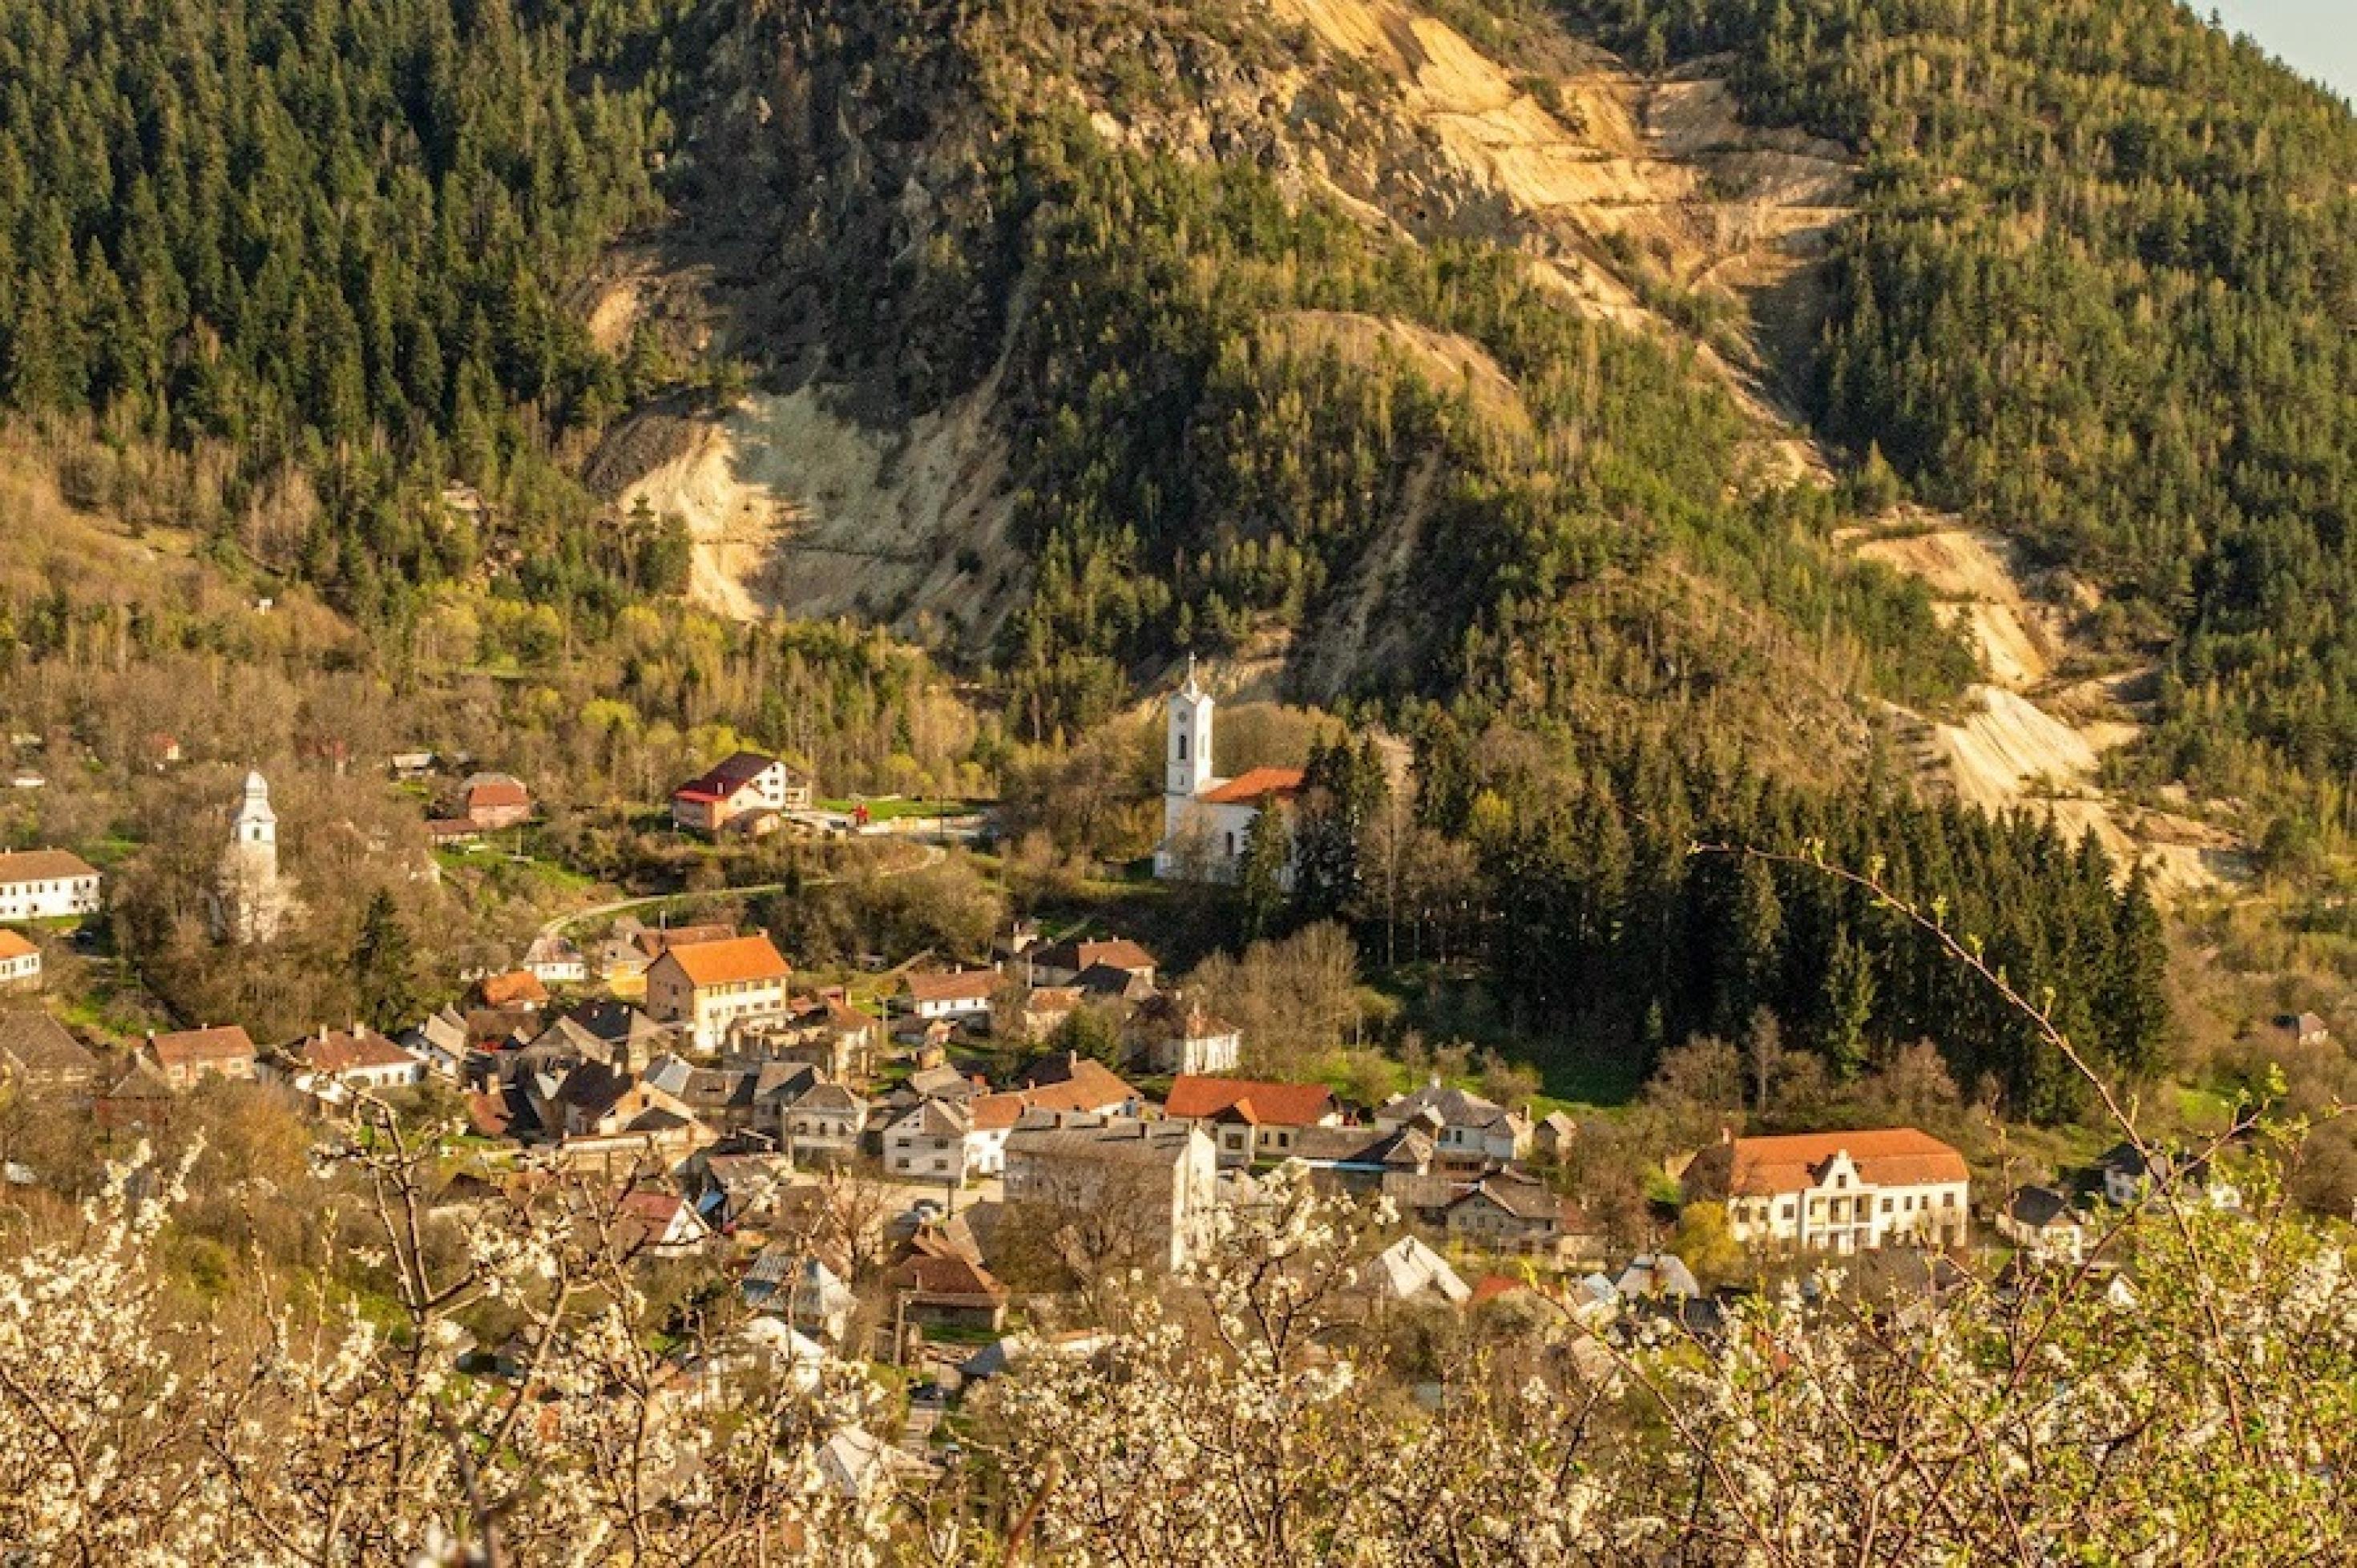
(212, 770, 299, 944)
(1167, 655, 1215, 799)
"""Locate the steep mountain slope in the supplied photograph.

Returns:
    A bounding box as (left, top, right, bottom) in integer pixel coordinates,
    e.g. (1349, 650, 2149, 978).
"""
(594, 0, 1971, 765)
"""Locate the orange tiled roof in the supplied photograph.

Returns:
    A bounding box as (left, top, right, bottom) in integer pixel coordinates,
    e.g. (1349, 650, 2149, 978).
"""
(478, 969, 549, 1007)
(0, 930, 34, 961)
(1019, 1057, 1138, 1114)
(903, 968, 998, 1005)
(1164, 1075, 1334, 1128)
(297, 1028, 417, 1074)
(148, 1025, 255, 1068)
(1727, 1128, 1968, 1195)
(1199, 768, 1305, 807)
(968, 1092, 1031, 1131)
(661, 935, 790, 987)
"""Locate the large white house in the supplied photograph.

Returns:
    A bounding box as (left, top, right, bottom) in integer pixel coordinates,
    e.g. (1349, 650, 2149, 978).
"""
(0, 848, 101, 922)
(645, 935, 793, 1053)
(670, 752, 810, 836)
(1152, 664, 1303, 882)
(1686, 1128, 1971, 1255)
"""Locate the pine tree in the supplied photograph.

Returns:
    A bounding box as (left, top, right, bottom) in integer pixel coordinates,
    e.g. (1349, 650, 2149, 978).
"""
(2103, 868, 2172, 1079)
(352, 889, 422, 1033)
(1236, 808, 1292, 943)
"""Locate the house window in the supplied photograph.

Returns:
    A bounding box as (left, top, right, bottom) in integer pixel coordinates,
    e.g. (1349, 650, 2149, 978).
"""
(1225, 832, 1237, 858)
(1781, 1202, 1794, 1220)
(1880, 1197, 1893, 1213)
(1943, 1193, 1955, 1208)
(1177, 733, 1189, 762)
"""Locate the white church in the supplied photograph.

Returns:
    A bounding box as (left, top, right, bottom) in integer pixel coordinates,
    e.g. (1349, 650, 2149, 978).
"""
(1154, 663, 1304, 882)
(211, 771, 301, 944)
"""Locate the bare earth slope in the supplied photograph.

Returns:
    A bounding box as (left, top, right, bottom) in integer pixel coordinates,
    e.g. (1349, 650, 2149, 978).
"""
(1851, 517, 2247, 897)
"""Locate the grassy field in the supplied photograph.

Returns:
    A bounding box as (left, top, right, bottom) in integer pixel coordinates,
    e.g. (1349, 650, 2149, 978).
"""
(818, 796, 981, 822)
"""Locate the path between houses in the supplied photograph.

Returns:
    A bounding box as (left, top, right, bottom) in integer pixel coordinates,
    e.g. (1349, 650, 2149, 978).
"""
(533, 842, 946, 941)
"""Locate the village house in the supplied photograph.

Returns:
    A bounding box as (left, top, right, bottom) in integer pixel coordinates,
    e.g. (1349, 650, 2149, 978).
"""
(0, 929, 38, 990)
(743, 1248, 858, 1342)
(883, 1093, 1026, 1182)
(1072, 963, 1157, 1006)
(616, 1189, 712, 1258)
(1162, 1075, 1340, 1168)
(1374, 1080, 1533, 1164)
(2096, 1142, 2242, 1211)
(1350, 1235, 1471, 1309)
(1025, 937, 1157, 990)
(698, 1153, 798, 1234)
(0, 848, 101, 922)
(1003, 1112, 1220, 1272)
(1125, 992, 1241, 1076)
(900, 967, 998, 1026)
(1289, 1123, 1438, 1194)
(994, 984, 1082, 1044)
(522, 933, 588, 987)
(642, 1054, 765, 1133)
(645, 934, 793, 1053)
(475, 969, 549, 1011)
(96, 1058, 175, 1132)
(265, 1026, 426, 1100)
(670, 752, 811, 836)
(732, 992, 886, 1080)
(2274, 1011, 2331, 1047)
(888, 1248, 1010, 1334)
(1441, 1170, 1604, 1263)
(1998, 1184, 2088, 1264)
(1015, 1052, 1145, 1117)
(398, 1006, 470, 1081)
(774, 1074, 871, 1163)
(143, 1025, 258, 1090)
(455, 772, 533, 830)
(1533, 1110, 1578, 1162)
(1685, 1127, 1972, 1255)
(0, 1010, 100, 1097)
(1152, 667, 1305, 883)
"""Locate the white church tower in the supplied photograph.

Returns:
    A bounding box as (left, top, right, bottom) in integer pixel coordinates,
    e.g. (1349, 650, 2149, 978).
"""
(1166, 656, 1215, 798)
(212, 771, 298, 944)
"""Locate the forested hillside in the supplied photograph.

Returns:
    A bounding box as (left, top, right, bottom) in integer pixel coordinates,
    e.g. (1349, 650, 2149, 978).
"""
(0, 0, 694, 621)
(2, 0, 2353, 840)
(685, 0, 1976, 750)
(1572, 0, 2357, 830)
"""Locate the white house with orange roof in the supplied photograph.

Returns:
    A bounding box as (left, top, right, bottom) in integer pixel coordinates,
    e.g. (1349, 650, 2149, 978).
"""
(1153, 663, 1304, 882)
(1684, 1127, 1972, 1255)
(645, 934, 793, 1052)
(0, 929, 39, 990)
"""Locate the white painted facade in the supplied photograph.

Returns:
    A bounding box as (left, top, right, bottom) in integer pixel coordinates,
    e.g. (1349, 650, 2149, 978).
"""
(1723, 1147, 1969, 1254)
(0, 852, 101, 921)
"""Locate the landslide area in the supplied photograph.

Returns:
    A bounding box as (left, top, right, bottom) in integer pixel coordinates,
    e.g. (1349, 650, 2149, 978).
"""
(596, 0, 1856, 659)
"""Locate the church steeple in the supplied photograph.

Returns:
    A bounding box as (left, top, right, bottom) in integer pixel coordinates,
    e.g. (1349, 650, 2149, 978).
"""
(234, 770, 277, 849)
(214, 769, 296, 944)
(1167, 659, 1216, 798)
